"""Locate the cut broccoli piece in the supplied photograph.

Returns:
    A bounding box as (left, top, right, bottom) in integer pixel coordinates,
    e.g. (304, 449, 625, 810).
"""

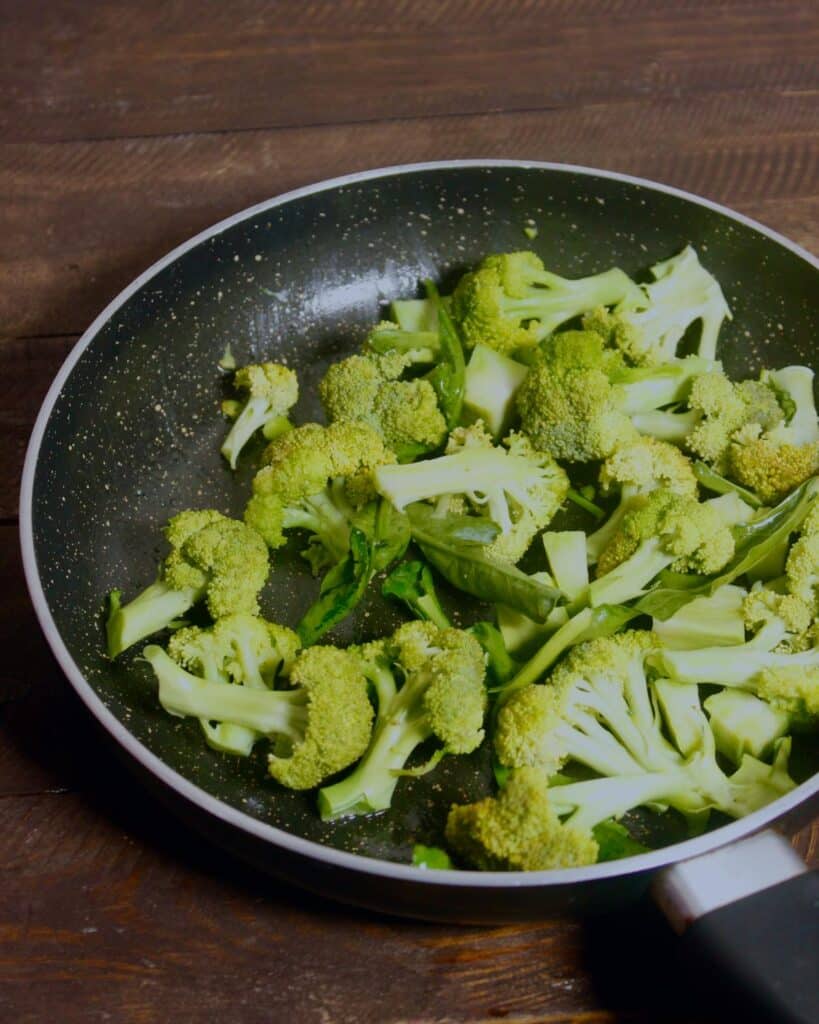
(586, 437, 699, 564)
(584, 246, 731, 365)
(244, 420, 395, 571)
(164, 613, 299, 754)
(376, 423, 568, 566)
(589, 491, 740, 608)
(220, 362, 299, 469)
(318, 621, 487, 819)
(320, 351, 447, 461)
(451, 251, 643, 355)
(517, 329, 714, 463)
(144, 640, 373, 790)
(542, 531, 589, 604)
(106, 510, 269, 658)
(652, 585, 747, 650)
(704, 689, 791, 765)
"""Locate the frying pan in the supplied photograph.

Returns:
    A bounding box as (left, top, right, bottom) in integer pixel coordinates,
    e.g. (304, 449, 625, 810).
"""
(20, 162, 819, 1022)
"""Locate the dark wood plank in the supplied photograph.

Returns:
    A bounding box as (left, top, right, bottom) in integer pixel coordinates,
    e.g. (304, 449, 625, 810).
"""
(2, 87, 818, 338)
(1, 0, 817, 144)
(0, 334, 78, 519)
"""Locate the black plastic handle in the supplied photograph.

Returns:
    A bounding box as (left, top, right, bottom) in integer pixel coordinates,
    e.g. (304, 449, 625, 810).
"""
(683, 871, 819, 1024)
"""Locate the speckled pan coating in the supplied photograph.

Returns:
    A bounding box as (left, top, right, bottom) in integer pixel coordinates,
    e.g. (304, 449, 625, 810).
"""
(20, 162, 819, 920)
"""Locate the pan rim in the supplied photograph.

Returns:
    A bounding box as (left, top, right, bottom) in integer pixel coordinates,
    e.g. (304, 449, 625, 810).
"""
(19, 158, 819, 889)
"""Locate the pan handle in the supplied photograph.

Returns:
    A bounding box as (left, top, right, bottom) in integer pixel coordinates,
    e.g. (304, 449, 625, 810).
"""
(652, 830, 818, 1024)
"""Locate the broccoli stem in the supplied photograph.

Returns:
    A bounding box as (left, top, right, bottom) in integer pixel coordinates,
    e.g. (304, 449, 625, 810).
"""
(588, 537, 675, 607)
(144, 646, 308, 738)
(549, 771, 692, 831)
(318, 698, 432, 820)
(615, 358, 714, 415)
(585, 500, 632, 564)
(502, 607, 595, 695)
(221, 395, 273, 469)
(631, 408, 700, 444)
(656, 642, 819, 687)
(503, 267, 640, 338)
(107, 581, 201, 659)
(283, 491, 352, 566)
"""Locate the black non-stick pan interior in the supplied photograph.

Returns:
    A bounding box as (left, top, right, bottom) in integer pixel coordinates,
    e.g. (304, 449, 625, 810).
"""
(29, 164, 819, 867)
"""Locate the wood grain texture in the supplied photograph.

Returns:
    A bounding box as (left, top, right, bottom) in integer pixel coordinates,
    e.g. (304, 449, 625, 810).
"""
(2, 87, 818, 338)
(1, 0, 817, 143)
(3, 2, 819, 1020)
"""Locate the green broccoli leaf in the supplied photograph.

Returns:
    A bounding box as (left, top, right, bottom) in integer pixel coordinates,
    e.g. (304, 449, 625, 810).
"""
(412, 844, 453, 870)
(370, 498, 411, 572)
(592, 819, 650, 862)
(382, 559, 451, 629)
(469, 621, 520, 687)
(296, 529, 372, 645)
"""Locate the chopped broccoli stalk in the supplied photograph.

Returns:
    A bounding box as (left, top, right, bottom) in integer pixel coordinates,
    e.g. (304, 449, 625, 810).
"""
(382, 560, 451, 629)
(318, 621, 487, 819)
(652, 586, 747, 650)
(451, 251, 643, 355)
(704, 689, 791, 764)
(366, 324, 440, 364)
(390, 297, 439, 333)
(543, 531, 589, 603)
(631, 408, 701, 443)
(462, 344, 528, 437)
(107, 510, 270, 658)
(221, 363, 299, 469)
(107, 583, 199, 662)
(144, 640, 373, 789)
(653, 677, 707, 758)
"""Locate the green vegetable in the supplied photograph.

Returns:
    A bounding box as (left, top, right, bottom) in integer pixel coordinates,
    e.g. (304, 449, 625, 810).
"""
(424, 279, 466, 430)
(297, 528, 373, 646)
(382, 560, 451, 629)
(412, 844, 453, 870)
(408, 504, 561, 623)
(462, 343, 528, 437)
(221, 363, 299, 469)
(107, 510, 270, 659)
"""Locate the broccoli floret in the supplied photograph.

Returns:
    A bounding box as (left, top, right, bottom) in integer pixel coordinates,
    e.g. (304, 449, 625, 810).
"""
(652, 605, 819, 726)
(319, 351, 446, 460)
(450, 251, 642, 356)
(143, 639, 373, 789)
(375, 425, 568, 566)
(589, 491, 738, 607)
(728, 429, 819, 505)
(244, 421, 395, 572)
(587, 437, 698, 563)
(106, 510, 269, 658)
(517, 329, 713, 463)
(166, 613, 300, 754)
(494, 632, 796, 831)
(220, 362, 299, 469)
(584, 246, 731, 365)
(445, 767, 600, 871)
(317, 621, 487, 819)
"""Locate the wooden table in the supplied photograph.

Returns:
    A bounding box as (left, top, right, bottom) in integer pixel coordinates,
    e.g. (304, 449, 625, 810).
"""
(2, 2, 817, 1020)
